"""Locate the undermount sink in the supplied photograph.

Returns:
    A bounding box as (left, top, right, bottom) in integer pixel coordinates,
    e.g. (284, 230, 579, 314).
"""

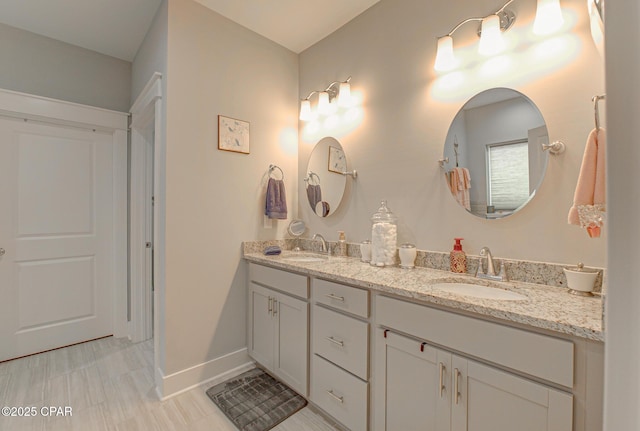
(432, 282, 527, 301)
(282, 254, 329, 263)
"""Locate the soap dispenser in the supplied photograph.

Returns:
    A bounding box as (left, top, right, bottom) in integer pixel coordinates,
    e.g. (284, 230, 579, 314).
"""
(337, 231, 347, 257)
(450, 238, 467, 274)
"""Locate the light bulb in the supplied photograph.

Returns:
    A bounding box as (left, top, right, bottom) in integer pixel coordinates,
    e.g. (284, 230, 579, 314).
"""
(434, 36, 459, 72)
(299, 99, 311, 121)
(317, 91, 330, 115)
(338, 82, 351, 106)
(533, 0, 564, 35)
(479, 15, 506, 56)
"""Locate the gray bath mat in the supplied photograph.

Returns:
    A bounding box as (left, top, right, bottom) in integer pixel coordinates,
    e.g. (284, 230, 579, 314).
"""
(206, 368, 307, 431)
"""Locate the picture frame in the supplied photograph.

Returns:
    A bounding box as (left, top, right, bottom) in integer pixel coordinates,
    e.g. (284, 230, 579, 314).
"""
(218, 115, 250, 154)
(328, 145, 346, 174)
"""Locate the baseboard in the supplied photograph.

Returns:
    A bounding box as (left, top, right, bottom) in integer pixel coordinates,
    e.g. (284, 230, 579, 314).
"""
(156, 347, 254, 400)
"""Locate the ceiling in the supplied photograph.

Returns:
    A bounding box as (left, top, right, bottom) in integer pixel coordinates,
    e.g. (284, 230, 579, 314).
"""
(0, 0, 381, 62)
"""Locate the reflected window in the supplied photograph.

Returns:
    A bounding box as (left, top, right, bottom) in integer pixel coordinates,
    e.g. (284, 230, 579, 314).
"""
(487, 140, 529, 210)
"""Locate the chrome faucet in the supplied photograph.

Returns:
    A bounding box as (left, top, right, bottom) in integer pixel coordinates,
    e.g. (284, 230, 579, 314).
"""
(312, 233, 328, 253)
(476, 247, 507, 281)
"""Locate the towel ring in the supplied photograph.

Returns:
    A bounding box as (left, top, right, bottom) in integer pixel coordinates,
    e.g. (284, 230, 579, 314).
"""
(438, 157, 449, 168)
(268, 164, 284, 180)
(304, 171, 321, 185)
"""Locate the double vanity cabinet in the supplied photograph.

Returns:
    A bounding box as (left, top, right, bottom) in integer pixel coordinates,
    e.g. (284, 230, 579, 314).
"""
(245, 255, 604, 431)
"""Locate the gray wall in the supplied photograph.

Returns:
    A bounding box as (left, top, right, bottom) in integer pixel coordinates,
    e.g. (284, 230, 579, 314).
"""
(604, 0, 640, 429)
(132, 0, 168, 104)
(0, 23, 131, 112)
(164, 0, 298, 375)
(298, 0, 606, 267)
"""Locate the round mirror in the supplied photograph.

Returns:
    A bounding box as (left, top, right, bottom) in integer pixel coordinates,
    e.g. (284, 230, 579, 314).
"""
(305, 137, 347, 217)
(443, 88, 549, 219)
(287, 219, 306, 251)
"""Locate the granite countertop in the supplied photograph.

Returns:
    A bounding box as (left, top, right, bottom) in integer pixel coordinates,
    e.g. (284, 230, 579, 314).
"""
(243, 250, 604, 342)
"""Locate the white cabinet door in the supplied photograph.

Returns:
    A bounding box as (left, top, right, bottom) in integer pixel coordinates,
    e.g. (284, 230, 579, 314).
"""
(0, 117, 115, 362)
(274, 292, 308, 395)
(249, 283, 275, 370)
(248, 281, 308, 395)
(451, 356, 573, 431)
(375, 329, 451, 431)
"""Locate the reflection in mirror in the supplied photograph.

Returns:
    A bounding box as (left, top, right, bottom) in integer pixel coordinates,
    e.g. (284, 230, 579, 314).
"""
(443, 88, 549, 219)
(305, 137, 347, 217)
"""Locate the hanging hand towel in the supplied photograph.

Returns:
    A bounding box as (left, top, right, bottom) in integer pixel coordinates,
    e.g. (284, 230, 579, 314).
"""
(306, 184, 322, 213)
(448, 167, 471, 211)
(265, 178, 288, 219)
(568, 128, 606, 237)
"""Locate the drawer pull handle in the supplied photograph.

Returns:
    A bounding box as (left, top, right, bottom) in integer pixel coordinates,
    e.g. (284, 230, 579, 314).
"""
(325, 336, 345, 347)
(273, 299, 278, 316)
(439, 362, 446, 398)
(325, 293, 345, 302)
(454, 368, 461, 405)
(268, 297, 273, 314)
(326, 390, 344, 403)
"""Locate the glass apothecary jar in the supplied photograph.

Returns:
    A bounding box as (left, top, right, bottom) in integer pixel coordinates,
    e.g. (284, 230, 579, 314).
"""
(370, 200, 397, 266)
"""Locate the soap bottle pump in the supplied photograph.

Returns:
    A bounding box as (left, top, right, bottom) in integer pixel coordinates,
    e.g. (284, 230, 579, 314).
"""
(450, 238, 467, 274)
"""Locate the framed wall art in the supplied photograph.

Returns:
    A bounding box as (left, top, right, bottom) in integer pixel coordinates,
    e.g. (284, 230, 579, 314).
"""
(218, 115, 250, 154)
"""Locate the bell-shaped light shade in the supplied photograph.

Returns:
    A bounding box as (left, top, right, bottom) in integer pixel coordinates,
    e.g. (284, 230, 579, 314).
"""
(299, 99, 312, 121)
(338, 82, 351, 106)
(533, 0, 564, 35)
(434, 36, 459, 72)
(479, 15, 506, 56)
(317, 91, 330, 115)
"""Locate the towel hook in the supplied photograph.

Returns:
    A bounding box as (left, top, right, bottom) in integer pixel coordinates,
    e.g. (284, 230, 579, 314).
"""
(438, 157, 449, 168)
(592, 95, 606, 130)
(268, 164, 284, 180)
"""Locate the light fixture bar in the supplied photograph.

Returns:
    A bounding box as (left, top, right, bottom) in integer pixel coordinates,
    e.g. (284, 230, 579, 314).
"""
(299, 77, 353, 121)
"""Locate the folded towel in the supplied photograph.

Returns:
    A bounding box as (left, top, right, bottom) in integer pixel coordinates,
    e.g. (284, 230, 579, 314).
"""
(568, 128, 606, 237)
(263, 245, 282, 255)
(265, 178, 288, 219)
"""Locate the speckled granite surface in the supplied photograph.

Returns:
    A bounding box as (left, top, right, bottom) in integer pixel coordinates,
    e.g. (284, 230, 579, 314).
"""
(243, 239, 606, 292)
(242, 246, 604, 342)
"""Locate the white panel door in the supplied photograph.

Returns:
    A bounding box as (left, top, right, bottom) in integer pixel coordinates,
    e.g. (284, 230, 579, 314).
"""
(375, 330, 451, 431)
(0, 117, 114, 361)
(451, 356, 573, 431)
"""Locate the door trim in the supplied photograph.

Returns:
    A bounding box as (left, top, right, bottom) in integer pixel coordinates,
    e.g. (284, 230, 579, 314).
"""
(129, 73, 163, 361)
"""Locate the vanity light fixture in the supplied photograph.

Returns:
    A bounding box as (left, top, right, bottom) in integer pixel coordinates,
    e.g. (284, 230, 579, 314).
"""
(299, 77, 351, 121)
(434, 0, 564, 72)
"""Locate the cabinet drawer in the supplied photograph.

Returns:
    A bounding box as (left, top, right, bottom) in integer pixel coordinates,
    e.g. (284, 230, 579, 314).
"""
(376, 295, 574, 388)
(249, 263, 308, 299)
(313, 305, 369, 380)
(313, 278, 369, 318)
(311, 354, 368, 431)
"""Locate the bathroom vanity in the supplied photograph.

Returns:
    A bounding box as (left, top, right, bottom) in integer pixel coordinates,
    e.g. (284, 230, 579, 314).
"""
(244, 248, 603, 431)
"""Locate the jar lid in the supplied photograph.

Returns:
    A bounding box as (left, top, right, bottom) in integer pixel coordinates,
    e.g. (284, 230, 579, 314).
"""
(400, 243, 416, 248)
(564, 262, 599, 273)
(371, 200, 398, 223)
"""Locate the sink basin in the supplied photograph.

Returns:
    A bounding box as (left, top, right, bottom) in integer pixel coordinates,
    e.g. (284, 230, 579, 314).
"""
(282, 254, 328, 263)
(432, 283, 527, 301)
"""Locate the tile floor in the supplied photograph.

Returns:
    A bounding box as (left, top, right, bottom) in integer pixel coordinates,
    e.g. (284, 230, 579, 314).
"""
(0, 337, 338, 431)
